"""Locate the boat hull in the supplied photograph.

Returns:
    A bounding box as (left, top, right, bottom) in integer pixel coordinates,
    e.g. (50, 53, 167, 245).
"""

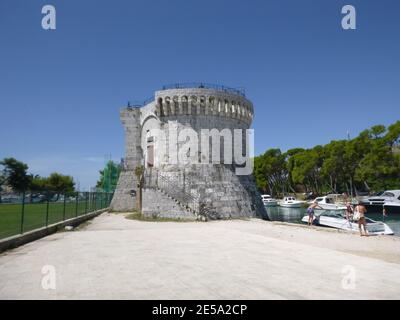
(279, 203, 303, 208)
(263, 201, 278, 207)
(301, 215, 394, 235)
(314, 204, 346, 211)
(363, 204, 400, 215)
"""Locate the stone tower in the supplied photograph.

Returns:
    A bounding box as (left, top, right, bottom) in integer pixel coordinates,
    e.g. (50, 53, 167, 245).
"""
(111, 83, 267, 220)
(109, 108, 142, 211)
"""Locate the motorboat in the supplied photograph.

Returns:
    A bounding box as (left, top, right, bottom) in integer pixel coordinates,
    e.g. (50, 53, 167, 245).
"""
(308, 194, 347, 211)
(261, 194, 278, 207)
(360, 190, 400, 214)
(301, 212, 394, 235)
(383, 202, 400, 215)
(279, 196, 305, 208)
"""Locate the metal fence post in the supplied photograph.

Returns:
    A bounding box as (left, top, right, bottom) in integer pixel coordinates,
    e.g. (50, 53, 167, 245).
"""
(94, 193, 97, 211)
(45, 196, 50, 227)
(63, 192, 66, 221)
(20, 192, 25, 234)
(75, 192, 79, 217)
(85, 192, 88, 214)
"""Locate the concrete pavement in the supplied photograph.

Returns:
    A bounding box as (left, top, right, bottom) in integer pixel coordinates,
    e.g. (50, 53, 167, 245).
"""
(0, 212, 399, 299)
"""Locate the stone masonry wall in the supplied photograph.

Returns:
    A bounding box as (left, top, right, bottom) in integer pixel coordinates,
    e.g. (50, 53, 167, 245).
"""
(142, 188, 197, 220)
(112, 86, 266, 219)
(110, 107, 142, 212)
(144, 165, 267, 220)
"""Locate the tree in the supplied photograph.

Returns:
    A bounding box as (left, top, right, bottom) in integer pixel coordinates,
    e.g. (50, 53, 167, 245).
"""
(254, 149, 290, 196)
(0, 172, 6, 203)
(290, 149, 322, 194)
(286, 148, 305, 192)
(321, 140, 347, 193)
(29, 175, 47, 193)
(355, 126, 400, 191)
(46, 172, 75, 200)
(0, 158, 30, 193)
(384, 121, 400, 152)
(26, 174, 47, 203)
(96, 161, 121, 192)
(253, 121, 400, 196)
(370, 125, 386, 139)
(254, 156, 268, 193)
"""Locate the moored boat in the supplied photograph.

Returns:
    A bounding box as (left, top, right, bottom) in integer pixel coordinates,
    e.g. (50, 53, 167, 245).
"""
(301, 212, 394, 235)
(261, 194, 278, 207)
(308, 194, 347, 211)
(279, 196, 305, 208)
(383, 202, 400, 215)
(360, 190, 400, 214)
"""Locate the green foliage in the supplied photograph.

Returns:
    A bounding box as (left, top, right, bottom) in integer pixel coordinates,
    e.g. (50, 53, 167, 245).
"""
(0, 158, 30, 192)
(0, 157, 75, 198)
(46, 172, 75, 194)
(254, 149, 291, 196)
(0, 172, 5, 192)
(96, 160, 121, 192)
(254, 121, 400, 196)
(29, 174, 47, 192)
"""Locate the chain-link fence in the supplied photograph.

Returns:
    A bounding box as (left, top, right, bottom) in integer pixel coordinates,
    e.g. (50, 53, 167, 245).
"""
(0, 191, 113, 240)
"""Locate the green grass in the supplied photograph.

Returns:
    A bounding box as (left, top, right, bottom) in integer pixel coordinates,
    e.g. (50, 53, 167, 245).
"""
(0, 199, 109, 240)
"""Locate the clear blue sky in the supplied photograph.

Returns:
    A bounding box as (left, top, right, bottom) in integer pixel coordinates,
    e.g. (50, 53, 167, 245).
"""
(1, 0, 399, 189)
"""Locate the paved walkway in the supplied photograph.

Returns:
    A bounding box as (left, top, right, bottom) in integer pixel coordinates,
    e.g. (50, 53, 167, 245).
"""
(0, 213, 399, 299)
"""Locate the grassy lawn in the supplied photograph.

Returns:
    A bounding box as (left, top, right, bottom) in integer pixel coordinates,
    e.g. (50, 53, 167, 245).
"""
(0, 199, 107, 240)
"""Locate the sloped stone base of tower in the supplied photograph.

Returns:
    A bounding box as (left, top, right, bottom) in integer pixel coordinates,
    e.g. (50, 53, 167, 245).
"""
(143, 165, 268, 220)
(142, 188, 197, 220)
(110, 170, 137, 211)
(185, 164, 267, 219)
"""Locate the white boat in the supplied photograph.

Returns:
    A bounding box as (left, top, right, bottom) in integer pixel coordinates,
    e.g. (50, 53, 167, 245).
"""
(261, 194, 278, 207)
(360, 190, 400, 214)
(309, 194, 347, 211)
(279, 196, 305, 208)
(383, 202, 400, 215)
(301, 212, 393, 235)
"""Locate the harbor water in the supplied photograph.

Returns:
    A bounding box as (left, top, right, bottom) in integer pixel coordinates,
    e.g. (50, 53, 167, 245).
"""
(266, 206, 400, 236)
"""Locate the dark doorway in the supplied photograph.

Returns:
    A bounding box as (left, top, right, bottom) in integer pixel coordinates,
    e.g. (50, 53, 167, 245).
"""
(147, 145, 154, 167)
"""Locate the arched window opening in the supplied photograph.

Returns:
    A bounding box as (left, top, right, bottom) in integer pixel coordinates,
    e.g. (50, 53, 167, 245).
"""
(165, 96, 171, 114)
(209, 96, 215, 113)
(200, 96, 206, 114)
(173, 96, 179, 109)
(181, 96, 188, 114)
